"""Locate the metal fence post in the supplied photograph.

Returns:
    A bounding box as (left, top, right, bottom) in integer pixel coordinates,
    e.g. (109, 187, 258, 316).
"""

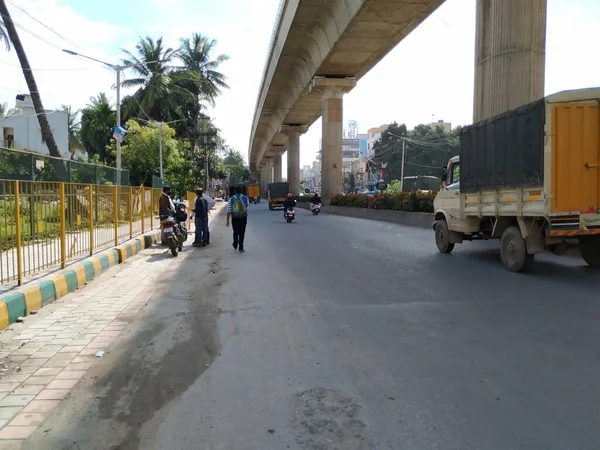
(129, 186, 133, 239)
(113, 185, 118, 246)
(14, 181, 23, 285)
(141, 187, 145, 234)
(89, 184, 94, 255)
(59, 183, 66, 269)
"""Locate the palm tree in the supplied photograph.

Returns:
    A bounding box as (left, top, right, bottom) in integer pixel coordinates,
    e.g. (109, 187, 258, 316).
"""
(0, 1, 63, 166)
(174, 33, 229, 150)
(120, 36, 182, 122)
(177, 33, 229, 106)
(0, 16, 9, 50)
(61, 105, 82, 158)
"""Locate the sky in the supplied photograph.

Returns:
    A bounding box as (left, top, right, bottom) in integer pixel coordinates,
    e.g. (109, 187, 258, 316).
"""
(0, 0, 599, 175)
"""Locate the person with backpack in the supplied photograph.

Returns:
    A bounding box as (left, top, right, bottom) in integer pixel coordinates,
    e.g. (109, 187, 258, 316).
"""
(226, 186, 249, 253)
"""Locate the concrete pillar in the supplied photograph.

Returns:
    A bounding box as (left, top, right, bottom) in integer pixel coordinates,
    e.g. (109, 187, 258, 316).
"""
(473, 0, 547, 122)
(281, 125, 307, 196)
(273, 154, 282, 182)
(310, 77, 356, 202)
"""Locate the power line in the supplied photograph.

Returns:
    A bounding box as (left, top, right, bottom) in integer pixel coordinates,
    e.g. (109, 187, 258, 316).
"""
(6, 0, 82, 50)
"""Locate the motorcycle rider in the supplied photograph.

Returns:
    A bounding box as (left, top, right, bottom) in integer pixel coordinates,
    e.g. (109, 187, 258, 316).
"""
(159, 186, 175, 245)
(283, 193, 296, 218)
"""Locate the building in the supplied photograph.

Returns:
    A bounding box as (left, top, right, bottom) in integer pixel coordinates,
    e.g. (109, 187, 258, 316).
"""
(367, 124, 388, 159)
(0, 94, 69, 157)
(429, 119, 452, 133)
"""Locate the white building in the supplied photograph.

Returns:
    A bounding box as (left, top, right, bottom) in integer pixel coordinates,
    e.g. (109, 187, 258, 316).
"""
(367, 124, 388, 158)
(0, 94, 69, 157)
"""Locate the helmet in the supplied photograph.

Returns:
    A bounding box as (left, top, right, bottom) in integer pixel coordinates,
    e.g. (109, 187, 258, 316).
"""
(287, 193, 293, 198)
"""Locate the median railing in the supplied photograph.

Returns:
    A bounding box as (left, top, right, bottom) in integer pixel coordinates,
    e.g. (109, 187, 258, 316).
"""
(0, 179, 163, 287)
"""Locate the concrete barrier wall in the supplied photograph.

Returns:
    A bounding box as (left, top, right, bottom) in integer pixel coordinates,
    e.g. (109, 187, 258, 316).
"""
(296, 203, 434, 229)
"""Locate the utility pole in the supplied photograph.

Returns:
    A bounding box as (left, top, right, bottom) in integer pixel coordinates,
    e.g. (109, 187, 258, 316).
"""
(400, 138, 406, 191)
(158, 123, 164, 179)
(62, 49, 133, 185)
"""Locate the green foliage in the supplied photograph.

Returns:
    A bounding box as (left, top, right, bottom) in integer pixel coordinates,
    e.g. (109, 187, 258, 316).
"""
(120, 120, 182, 186)
(330, 191, 436, 213)
(386, 179, 402, 194)
(80, 93, 115, 164)
(61, 104, 82, 156)
(222, 148, 251, 185)
(372, 122, 460, 182)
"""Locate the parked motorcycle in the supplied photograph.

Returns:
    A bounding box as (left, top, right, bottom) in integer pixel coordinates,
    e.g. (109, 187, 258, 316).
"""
(284, 209, 296, 223)
(160, 216, 179, 257)
(310, 203, 321, 215)
(174, 203, 189, 251)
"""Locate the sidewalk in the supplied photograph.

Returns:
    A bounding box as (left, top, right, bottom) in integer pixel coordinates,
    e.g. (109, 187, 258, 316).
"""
(0, 203, 226, 442)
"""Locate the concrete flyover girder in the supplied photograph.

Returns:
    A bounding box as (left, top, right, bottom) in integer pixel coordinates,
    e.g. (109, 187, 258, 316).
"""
(249, 0, 446, 172)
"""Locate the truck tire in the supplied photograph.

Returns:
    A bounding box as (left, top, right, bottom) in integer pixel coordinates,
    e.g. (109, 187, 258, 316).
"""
(500, 226, 534, 272)
(435, 220, 454, 254)
(580, 237, 600, 268)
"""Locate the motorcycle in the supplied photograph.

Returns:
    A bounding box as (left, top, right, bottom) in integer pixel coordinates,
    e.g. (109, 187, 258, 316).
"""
(174, 203, 189, 251)
(160, 215, 180, 257)
(310, 203, 321, 215)
(284, 209, 296, 223)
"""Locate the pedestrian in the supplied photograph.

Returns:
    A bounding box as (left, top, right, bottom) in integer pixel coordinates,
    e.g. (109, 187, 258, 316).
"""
(159, 186, 174, 246)
(226, 185, 249, 253)
(192, 188, 210, 247)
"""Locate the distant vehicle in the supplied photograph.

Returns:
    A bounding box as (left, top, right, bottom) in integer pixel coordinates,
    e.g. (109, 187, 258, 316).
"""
(268, 182, 290, 210)
(433, 87, 600, 272)
(246, 183, 260, 204)
(402, 175, 440, 192)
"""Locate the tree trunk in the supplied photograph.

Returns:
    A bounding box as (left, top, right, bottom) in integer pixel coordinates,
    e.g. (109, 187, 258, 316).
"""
(0, 0, 67, 180)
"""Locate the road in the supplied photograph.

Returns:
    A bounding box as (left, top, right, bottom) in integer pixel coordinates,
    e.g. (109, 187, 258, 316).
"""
(5, 203, 600, 449)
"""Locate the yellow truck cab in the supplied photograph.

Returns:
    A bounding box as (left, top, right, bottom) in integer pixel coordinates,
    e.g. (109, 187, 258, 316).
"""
(433, 87, 600, 272)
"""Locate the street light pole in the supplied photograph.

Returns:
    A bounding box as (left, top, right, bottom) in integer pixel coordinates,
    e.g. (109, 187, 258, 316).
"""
(158, 123, 164, 179)
(62, 49, 132, 185)
(387, 132, 406, 191)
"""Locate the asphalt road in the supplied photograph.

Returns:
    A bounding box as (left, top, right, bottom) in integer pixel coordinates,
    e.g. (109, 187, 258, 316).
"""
(18, 203, 600, 450)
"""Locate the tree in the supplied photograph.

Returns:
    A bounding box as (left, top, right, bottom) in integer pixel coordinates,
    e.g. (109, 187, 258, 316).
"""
(0, 0, 62, 162)
(80, 93, 116, 164)
(120, 119, 182, 186)
(61, 105, 82, 157)
(0, 102, 8, 120)
(0, 16, 9, 50)
(121, 36, 183, 122)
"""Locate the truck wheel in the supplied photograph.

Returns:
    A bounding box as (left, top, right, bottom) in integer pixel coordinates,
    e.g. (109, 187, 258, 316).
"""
(435, 220, 455, 254)
(269, 204, 273, 211)
(580, 237, 600, 268)
(500, 226, 534, 272)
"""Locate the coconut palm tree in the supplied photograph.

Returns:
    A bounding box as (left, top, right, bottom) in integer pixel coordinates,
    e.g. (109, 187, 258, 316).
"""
(173, 33, 229, 150)
(177, 33, 229, 105)
(120, 36, 183, 122)
(0, 16, 9, 50)
(0, 0, 63, 167)
(61, 105, 82, 157)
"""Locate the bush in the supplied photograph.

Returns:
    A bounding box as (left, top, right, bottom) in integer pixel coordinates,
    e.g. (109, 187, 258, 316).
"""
(330, 191, 436, 213)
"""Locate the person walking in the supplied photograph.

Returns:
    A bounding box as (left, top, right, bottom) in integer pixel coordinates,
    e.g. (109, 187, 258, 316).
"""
(192, 188, 210, 247)
(226, 186, 249, 253)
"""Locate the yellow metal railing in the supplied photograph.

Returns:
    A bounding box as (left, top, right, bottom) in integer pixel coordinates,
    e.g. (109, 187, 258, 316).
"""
(0, 180, 163, 286)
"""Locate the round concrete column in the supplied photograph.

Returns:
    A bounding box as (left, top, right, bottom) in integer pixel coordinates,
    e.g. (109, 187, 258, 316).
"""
(281, 125, 307, 196)
(273, 154, 283, 182)
(474, 0, 547, 122)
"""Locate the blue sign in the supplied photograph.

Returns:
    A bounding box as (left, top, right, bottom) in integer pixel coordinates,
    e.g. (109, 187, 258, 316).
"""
(113, 125, 126, 143)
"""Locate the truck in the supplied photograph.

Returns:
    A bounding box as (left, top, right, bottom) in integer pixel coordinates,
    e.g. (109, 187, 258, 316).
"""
(246, 183, 260, 204)
(433, 87, 600, 272)
(267, 182, 290, 210)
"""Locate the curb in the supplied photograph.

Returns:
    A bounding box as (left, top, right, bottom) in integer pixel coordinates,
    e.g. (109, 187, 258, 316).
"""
(0, 230, 161, 331)
(295, 203, 434, 229)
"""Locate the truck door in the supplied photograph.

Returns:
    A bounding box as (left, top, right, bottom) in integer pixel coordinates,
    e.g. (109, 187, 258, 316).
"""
(551, 101, 600, 214)
(442, 160, 462, 227)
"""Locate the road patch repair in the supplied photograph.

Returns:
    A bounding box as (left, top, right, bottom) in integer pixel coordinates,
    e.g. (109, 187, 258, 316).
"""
(0, 231, 161, 332)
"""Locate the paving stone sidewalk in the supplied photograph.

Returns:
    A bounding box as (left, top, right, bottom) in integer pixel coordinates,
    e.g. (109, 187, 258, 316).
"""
(0, 202, 225, 441)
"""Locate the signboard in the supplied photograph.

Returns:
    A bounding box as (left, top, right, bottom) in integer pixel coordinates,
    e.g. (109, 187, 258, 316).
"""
(35, 160, 44, 170)
(376, 181, 388, 191)
(113, 125, 126, 143)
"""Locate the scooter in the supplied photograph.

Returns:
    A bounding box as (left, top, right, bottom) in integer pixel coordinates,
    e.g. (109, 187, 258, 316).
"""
(160, 216, 179, 257)
(284, 209, 296, 223)
(310, 203, 321, 215)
